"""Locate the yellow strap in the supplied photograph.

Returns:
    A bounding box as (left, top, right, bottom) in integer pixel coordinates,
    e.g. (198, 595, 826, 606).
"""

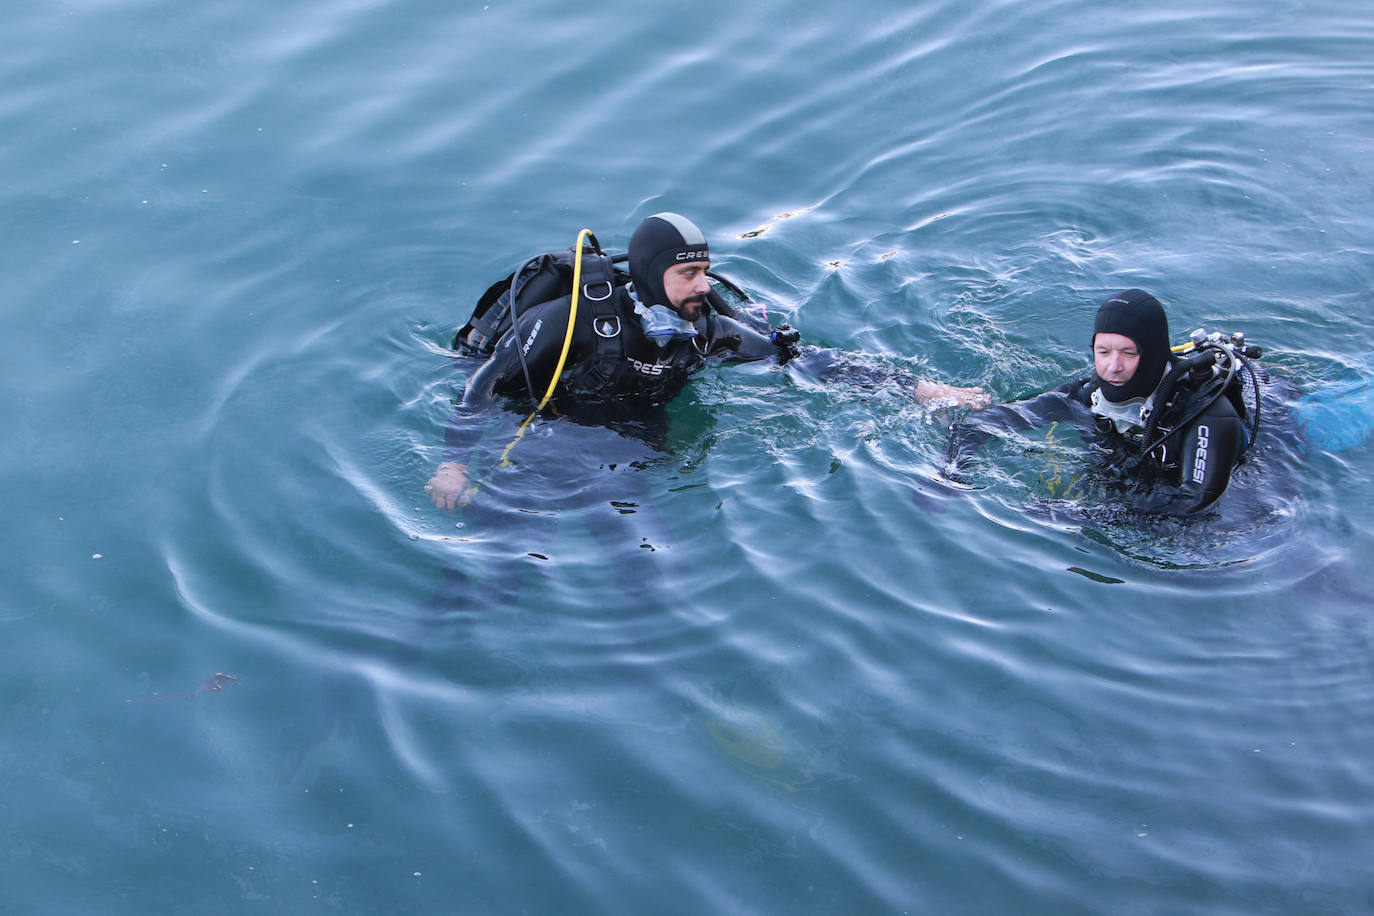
(499, 228, 593, 466)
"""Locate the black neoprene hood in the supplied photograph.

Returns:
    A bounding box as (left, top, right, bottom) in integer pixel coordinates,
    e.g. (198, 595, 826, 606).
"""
(628, 212, 709, 311)
(1092, 288, 1173, 403)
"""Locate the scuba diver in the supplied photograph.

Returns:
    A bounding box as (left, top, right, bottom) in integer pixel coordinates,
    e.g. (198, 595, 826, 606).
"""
(945, 288, 1262, 516)
(427, 211, 988, 509)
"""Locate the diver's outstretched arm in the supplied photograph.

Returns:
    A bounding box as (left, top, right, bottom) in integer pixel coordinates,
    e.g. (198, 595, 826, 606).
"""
(779, 345, 989, 407)
(429, 298, 578, 508)
(944, 379, 1094, 476)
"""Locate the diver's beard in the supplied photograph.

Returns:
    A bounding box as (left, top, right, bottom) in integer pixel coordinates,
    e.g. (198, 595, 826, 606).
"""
(676, 297, 706, 322)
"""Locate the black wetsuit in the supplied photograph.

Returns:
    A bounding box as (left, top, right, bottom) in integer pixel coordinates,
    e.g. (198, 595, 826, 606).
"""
(946, 374, 1249, 516)
(444, 285, 786, 460)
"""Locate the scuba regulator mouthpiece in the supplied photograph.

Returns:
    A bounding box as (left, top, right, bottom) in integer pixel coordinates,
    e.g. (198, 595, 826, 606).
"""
(636, 302, 698, 346)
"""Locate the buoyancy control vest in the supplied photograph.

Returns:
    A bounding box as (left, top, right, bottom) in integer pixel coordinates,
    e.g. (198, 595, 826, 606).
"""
(453, 236, 757, 400)
(456, 242, 622, 354)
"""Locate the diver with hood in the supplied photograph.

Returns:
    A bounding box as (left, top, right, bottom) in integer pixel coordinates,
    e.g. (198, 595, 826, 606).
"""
(944, 289, 1255, 516)
(428, 212, 987, 509)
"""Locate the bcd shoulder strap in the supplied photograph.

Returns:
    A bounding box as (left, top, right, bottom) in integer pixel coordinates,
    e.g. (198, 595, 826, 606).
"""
(454, 243, 627, 353)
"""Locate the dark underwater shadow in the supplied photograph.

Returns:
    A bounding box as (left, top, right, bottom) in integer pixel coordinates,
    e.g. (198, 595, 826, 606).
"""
(275, 407, 715, 788)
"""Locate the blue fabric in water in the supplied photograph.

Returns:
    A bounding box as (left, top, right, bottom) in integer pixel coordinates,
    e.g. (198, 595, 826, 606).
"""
(1294, 379, 1373, 452)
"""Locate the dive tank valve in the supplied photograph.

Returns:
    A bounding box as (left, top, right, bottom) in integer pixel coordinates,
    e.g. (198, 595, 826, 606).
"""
(1188, 327, 1261, 360)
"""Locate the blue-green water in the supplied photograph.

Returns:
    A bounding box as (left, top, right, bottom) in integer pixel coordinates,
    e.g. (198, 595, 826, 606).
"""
(4, 0, 1373, 912)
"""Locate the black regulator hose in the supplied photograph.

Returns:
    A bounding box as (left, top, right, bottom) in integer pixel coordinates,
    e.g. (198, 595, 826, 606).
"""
(1136, 344, 1238, 459)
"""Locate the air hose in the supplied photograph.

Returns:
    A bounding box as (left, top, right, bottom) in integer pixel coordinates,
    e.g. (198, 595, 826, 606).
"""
(499, 228, 594, 465)
(1137, 332, 1263, 461)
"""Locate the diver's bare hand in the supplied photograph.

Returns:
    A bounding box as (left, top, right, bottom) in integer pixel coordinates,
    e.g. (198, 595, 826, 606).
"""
(912, 379, 989, 409)
(914, 380, 991, 409)
(425, 462, 472, 510)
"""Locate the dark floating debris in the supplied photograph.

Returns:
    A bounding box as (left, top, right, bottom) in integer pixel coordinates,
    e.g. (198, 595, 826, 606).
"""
(1067, 566, 1125, 585)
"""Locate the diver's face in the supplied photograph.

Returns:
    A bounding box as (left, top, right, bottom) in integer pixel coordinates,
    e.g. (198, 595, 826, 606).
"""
(663, 261, 711, 321)
(1094, 332, 1141, 386)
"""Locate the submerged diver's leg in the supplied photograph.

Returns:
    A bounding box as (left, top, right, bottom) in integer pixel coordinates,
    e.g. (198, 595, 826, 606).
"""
(580, 474, 691, 619)
(405, 499, 561, 662)
(426, 504, 559, 611)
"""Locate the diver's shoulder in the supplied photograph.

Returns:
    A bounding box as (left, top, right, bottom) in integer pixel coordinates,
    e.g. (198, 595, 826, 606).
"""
(1052, 376, 1096, 404)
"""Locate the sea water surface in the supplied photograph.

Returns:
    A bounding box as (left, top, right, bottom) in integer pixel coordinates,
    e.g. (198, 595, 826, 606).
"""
(3, 0, 1373, 913)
